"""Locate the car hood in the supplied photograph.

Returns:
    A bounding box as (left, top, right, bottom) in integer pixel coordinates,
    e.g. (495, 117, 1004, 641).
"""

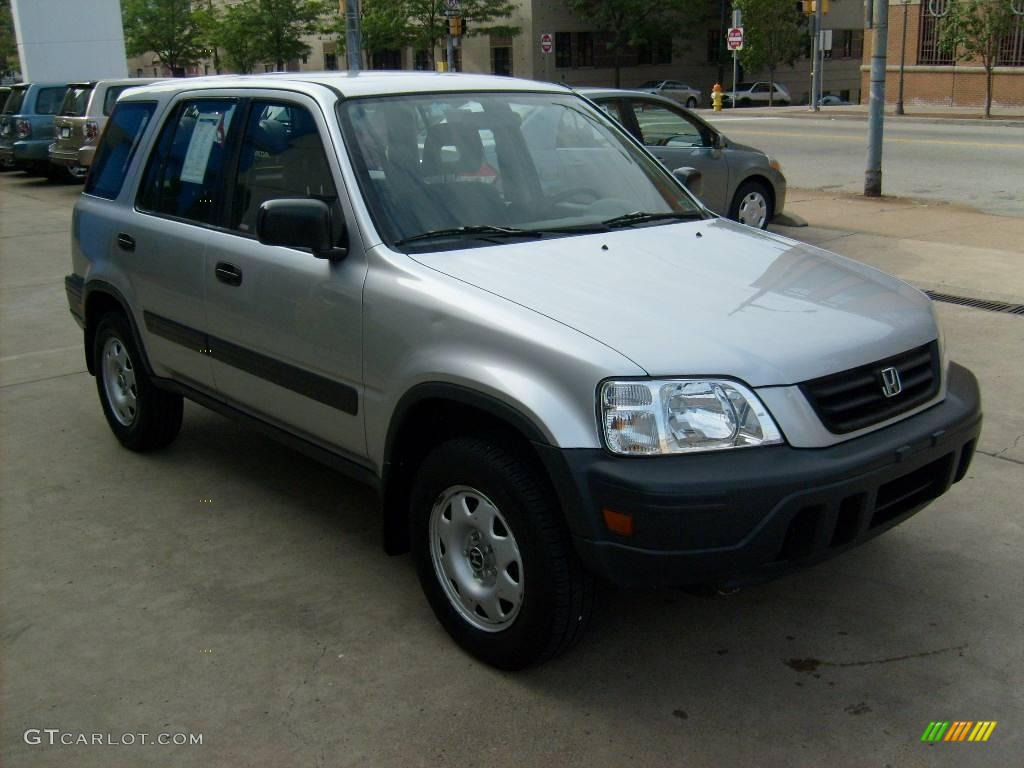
(410, 218, 937, 387)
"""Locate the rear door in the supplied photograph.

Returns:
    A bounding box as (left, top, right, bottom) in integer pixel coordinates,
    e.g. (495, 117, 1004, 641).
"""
(202, 94, 368, 457)
(130, 96, 239, 391)
(621, 97, 729, 213)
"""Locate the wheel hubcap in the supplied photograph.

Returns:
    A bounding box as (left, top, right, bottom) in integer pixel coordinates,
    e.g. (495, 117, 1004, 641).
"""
(429, 485, 524, 632)
(102, 336, 138, 426)
(738, 192, 768, 227)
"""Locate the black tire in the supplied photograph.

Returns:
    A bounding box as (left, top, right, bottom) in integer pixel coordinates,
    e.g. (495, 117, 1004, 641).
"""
(739, 98, 751, 107)
(686, 97, 698, 109)
(93, 313, 183, 451)
(728, 179, 774, 229)
(411, 437, 595, 670)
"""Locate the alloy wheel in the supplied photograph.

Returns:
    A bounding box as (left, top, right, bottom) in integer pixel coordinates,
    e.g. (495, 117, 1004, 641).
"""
(737, 191, 768, 228)
(102, 336, 138, 426)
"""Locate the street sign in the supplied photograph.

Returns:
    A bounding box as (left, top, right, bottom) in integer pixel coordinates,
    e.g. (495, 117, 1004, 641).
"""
(444, 0, 460, 17)
(732, 9, 742, 26)
(540, 32, 554, 54)
(819, 29, 833, 50)
(727, 27, 744, 51)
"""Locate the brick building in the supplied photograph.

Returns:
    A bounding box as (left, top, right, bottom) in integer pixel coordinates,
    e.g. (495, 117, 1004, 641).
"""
(860, 0, 1024, 108)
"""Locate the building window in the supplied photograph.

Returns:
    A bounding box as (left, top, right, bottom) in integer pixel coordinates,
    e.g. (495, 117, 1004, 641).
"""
(325, 53, 338, 70)
(706, 29, 722, 63)
(576, 32, 594, 67)
(918, 2, 955, 65)
(998, 14, 1024, 66)
(492, 46, 512, 76)
(555, 32, 572, 68)
(414, 49, 430, 70)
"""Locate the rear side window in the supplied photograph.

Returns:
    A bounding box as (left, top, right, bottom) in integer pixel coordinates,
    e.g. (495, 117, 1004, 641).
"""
(103, 86, 132, 116)
(85, 102, 156, 200)
(4, 88, 26, 114)
(61, 86, 94, 116)
(230, 100, 338, 233)
(35, 87, 68, 115)
(137, 99, 237, 224)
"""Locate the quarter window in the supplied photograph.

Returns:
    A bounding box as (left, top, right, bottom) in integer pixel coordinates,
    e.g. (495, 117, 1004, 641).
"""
(103, 86, 133, 116)
(84, 102, 156, 200)
(137, 99, 237, 224)
(229, 101, 338, 234)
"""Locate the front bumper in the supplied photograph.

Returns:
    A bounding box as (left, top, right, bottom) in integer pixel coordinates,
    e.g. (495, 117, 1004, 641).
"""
(538, 362, 981, 588)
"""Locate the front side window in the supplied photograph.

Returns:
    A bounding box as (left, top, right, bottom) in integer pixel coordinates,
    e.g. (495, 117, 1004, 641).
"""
(137, 99, 237, 224)
(338, 92, 701, 252)
(84, 101, 156, 200)
(632, 101, 705, 147)
(35, 87, 68, 115)
(60, 86, 94, 116)
(230, 101, 338, 233)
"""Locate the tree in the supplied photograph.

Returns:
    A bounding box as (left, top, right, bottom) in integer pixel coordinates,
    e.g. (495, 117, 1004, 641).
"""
(211, 1, 263, 74)
(0, 0, 17, 79)
(332, 0, 414, 68)
(122, 0, 205, 75)
(939, 0, 1019, 118)
(406, 0, 520, 69)
(565, 0, 700, 88)
(733, 0, 806, 105)
(248, 0, 330, 72)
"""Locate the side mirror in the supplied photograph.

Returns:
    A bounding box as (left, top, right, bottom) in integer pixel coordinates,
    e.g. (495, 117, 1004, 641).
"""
(672, 166, 703, 197)
(256, 199, 347, 262)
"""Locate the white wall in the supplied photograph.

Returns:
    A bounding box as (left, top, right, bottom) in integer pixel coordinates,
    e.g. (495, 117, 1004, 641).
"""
(11, 0, 128, 82)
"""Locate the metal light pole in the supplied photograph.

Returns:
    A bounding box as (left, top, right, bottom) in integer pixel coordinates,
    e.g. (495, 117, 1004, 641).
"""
(344, 0, 362, 71)
(896, 0, 909, 115)
(810, 0, 824, 110)
(865, 0, 889, 196)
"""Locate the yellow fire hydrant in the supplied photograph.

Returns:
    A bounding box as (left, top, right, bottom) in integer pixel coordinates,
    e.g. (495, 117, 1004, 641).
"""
(712, 83, 724, 112)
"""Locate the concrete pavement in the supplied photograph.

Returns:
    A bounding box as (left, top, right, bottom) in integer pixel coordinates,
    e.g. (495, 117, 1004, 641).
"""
(2, 172, 1022, 767)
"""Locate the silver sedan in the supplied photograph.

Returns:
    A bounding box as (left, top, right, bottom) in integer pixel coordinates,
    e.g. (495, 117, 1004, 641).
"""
(579, 88, 787, 228)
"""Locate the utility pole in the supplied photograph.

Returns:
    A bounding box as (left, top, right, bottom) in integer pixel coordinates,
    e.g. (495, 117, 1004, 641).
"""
(344, 0, 362, 71)
(896, 0, 909, 115)
(810, 0, 823, 109)
(865, 0, 889, 196)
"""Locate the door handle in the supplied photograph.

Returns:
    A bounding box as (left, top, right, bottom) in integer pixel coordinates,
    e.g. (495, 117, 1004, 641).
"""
(116, 233, 135, 252)
(215, 262, 243, 287)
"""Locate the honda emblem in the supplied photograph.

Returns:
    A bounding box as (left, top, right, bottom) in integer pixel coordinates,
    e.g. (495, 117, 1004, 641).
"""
(880, 366, 902, 398)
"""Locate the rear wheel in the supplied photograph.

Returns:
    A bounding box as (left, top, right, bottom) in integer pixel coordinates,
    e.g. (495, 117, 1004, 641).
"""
(685, 97, 698, 109)
(412, 437, 595, 669)
(93, 313, 183, 451)
(729, 180, 773, 229)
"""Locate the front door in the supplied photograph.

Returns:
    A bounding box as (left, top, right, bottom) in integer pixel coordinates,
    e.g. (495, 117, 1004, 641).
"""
(203, 96, 368, 458)
(622, 97, 729, 214)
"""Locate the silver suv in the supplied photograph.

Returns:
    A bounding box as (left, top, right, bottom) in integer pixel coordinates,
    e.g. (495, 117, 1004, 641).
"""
(66, 73, 981, 669)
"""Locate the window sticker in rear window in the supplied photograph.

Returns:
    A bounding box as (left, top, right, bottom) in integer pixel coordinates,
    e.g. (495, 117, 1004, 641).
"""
(179, 113, 221, 184)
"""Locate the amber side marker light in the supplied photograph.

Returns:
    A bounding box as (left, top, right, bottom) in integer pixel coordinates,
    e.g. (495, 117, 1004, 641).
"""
(602, 508, 634, 536)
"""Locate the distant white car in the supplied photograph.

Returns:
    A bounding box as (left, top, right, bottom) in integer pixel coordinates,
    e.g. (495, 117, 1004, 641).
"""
(635, 80, 702, 109)
(722, 81, 791, 107)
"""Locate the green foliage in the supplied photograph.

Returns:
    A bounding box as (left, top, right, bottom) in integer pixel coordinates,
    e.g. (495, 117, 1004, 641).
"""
(733, 0, 806, 97)
(564, 0, 702, 87)
(213, 1, 263, 74)
(938, 0, 1019, 116)
(405, 0, 520, 66)
(0, 0, 16, 77)
(333, 0, 414, 62)
(247, 0, 330, 70)
(122, 0, 206, 71)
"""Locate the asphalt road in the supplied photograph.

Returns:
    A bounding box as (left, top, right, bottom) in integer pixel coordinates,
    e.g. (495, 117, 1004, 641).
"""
(703, 114, 1024, 217)
(2, 173, 1022, 767)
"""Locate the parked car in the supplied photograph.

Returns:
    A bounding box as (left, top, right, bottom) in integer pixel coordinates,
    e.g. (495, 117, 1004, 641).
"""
(50, 78, 163, 180)
(67, 73, 981, 670)
(0, 82, 70, 176)
(635, 79, 702, 108)
(579, 88, 785, 228)
(0, 86, 10, 110)
(722, 81, 791, 107)
(819, 94, 851, 106)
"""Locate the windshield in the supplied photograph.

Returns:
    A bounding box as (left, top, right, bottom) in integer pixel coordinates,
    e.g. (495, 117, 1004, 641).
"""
(3, 87, 26, 114)
(60, 86, 94, 116)
(337, 91, 701, 251)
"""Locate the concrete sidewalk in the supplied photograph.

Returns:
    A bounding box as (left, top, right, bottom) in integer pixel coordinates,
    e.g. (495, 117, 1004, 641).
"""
(696, 103, 1024, 127)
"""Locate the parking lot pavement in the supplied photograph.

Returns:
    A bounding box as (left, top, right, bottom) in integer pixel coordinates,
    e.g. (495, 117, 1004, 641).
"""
(2, 172, 1022, 767)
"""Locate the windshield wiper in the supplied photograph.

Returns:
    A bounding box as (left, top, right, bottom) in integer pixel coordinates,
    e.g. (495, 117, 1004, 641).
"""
(601, 211, 703, 229)
(393, 225, 544, 246)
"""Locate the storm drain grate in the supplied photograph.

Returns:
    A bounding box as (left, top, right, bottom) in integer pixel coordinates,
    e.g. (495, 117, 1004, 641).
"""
(924, 290, 1024, 316)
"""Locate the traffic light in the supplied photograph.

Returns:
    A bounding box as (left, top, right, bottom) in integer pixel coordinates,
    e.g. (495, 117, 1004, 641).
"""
(802, 0, 829, 13)
(449, 16, 462, 36)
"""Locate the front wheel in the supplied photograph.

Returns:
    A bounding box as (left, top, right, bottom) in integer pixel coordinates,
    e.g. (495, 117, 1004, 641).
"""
(93, 313, 183, 451)
(686, 97, 698, 109)
(412, 437, 595, 669)
(729, 180, 773, 229)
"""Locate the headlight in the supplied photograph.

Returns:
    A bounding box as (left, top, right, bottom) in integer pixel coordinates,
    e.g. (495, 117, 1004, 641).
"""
(600, 379, 784, 455)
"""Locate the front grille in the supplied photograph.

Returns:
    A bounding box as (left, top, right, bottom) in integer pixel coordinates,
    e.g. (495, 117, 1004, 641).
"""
(800, 341, 941, 434)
